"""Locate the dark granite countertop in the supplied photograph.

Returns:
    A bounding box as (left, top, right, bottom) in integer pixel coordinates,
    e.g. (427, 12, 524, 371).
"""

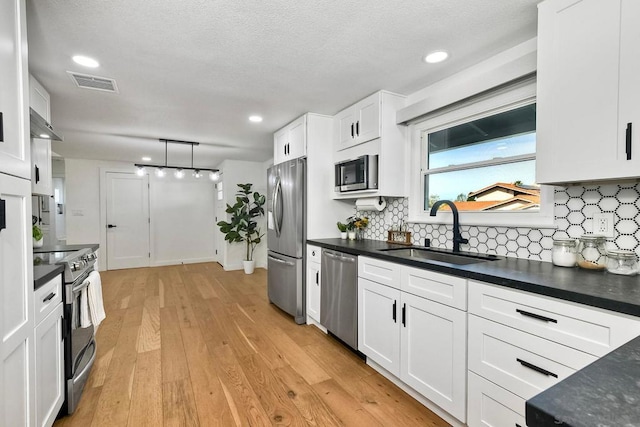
(526, 335, 640, 427)
(307, 238, 640, 426)
(34, 264, 64, 290)
(33, 243, 99, 253)
(308, 238, 640, 317)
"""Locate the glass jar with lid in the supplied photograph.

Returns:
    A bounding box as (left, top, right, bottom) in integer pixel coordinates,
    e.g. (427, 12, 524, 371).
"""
(552, 238, 577, 267)
(576, 235, 607, 270)
(606, 250, 639, 276)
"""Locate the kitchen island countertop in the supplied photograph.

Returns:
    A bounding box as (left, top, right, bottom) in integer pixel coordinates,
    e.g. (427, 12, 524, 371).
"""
(33, 243, 100, 253)
(307, 238, 640, 427)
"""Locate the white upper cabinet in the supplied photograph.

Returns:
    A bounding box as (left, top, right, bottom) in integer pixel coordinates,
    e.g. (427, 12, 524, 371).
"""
(31, 138, 53, 196)
(335, 92, 381, 151)
(274, 115, 306, 165)
(536, 0, 640, 184)
(333, 91, 407, 199)
(0, 0, 31, 180)
(29, 75, 51, 123)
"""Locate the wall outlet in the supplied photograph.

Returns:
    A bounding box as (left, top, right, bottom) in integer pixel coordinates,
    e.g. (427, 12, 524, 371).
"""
(593, 212, 615, 238)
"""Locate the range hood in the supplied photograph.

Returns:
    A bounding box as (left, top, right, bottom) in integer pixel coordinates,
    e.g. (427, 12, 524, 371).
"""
(30, 108, 63, 141)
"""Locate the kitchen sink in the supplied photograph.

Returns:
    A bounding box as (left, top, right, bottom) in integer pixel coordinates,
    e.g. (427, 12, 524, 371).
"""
(379, 247, 500, 265)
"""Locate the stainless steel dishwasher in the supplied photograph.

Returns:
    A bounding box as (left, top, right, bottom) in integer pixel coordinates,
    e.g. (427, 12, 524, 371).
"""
(321, 248, 358, 350)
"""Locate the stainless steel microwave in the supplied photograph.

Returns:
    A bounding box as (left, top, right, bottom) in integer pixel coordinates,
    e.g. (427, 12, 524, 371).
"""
(335, 155, 378, 192)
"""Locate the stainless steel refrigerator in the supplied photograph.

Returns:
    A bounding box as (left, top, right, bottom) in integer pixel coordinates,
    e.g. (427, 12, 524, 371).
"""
(267, 158, 305, 324)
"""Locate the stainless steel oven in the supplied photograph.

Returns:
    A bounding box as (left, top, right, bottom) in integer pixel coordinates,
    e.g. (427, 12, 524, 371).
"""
(334, 154, 378, 192)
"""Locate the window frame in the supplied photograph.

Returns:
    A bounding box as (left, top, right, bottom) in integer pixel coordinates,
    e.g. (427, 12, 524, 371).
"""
(407, 78, 555, 227)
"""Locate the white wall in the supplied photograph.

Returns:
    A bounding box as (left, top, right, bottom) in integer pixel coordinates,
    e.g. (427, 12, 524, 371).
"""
(217, 159, 268, 271)
(65, 158, 218, 270)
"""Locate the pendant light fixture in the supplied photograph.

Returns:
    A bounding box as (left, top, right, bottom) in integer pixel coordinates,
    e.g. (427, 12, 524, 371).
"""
(135, 139, 219, 178)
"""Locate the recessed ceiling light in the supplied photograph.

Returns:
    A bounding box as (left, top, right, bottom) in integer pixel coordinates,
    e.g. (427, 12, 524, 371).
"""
(72, 55, 100, 68)
(424, 50, 449, 64)
(39, 134, 50, 139)
(142, 156, 151, 161)
(249, 115, 263, 123)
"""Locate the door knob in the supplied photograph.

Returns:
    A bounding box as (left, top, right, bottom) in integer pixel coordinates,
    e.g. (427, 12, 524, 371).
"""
(107, 224, 117, 228)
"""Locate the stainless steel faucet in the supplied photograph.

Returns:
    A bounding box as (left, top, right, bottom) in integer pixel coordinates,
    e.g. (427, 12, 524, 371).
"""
(429, 200, 468, 252)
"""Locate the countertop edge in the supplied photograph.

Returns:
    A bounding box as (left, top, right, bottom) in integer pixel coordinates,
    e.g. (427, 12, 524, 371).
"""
(34, 264, 64, 290)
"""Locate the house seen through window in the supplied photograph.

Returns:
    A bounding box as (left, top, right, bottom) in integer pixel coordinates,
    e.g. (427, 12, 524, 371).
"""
(423, 103, 538, 212)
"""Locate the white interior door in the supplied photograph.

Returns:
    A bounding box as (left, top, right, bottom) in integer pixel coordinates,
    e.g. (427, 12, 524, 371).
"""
(215, 181, 225, 264)
(106, 172, 150, 270)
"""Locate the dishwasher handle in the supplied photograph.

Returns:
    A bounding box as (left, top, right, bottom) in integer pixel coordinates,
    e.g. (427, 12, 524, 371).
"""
(323, 250, 356, 263)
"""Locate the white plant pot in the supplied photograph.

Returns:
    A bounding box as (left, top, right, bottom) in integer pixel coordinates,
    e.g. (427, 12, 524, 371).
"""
(340, 232, 347, 239)
(33, 238, 43, 248)
(243, 260, 256, 274)
(347, 231, 356, 240)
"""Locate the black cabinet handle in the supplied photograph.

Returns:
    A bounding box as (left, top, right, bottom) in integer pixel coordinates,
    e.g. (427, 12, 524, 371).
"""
(107, 224, 117, 228)
(516, 358, 558, 378)
(315, 271, 319, 285)
(35, 165, 40, 183)
(286, 143, 289, 155)
(0, 112, 4, 142)
(626, 122, 632, 160)
(356, 120, 359, 137)
(516, 308, 557, 323)
(0, 199, 5, 232)
(43, 292, 56, 302)
(392, 300, 397, 322)
(350, 123, 354, 138)
(401, 303, 406, 327)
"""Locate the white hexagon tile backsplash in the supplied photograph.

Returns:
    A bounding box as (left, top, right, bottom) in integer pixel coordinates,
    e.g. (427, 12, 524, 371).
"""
(358, 182, 640, 261)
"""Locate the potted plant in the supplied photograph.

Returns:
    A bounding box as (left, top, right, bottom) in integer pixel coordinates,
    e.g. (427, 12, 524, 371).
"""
(337, 221, 348, 239)
(33, 224, 44, 248)
(217, 183, 266, 274)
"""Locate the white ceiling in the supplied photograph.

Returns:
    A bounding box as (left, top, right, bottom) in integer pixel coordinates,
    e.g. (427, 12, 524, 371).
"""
(26, 0, 540, 169)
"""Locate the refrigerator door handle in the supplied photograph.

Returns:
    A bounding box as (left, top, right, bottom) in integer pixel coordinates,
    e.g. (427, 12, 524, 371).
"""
(272, 176, 282, 236)
(268, 255, 295, 266)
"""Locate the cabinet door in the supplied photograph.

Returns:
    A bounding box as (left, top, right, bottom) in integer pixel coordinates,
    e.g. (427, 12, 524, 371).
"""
(401, 292, 467, 422)
(358, 278, 401, 376)
(354, 93, 380, 145)
(467, 371, 526, 427)
(618, 0, 640, 168)
(31, 138, 53, 196)
(0, 173, 34, 426)
(29, 75, 51, 123)
(0, 0, 30, 179)
(35, 303, 64, 427)
(536, 0, 625, 183)
(306, 261, 321, 323)
(287, 116, 306, 160)
(334, 106, 356, 151)
(273, 128, 288, 165)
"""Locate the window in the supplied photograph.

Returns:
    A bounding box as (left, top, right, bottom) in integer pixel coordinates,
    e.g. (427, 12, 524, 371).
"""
(424, 103, 537, 211)
(408, 79, 554, 227)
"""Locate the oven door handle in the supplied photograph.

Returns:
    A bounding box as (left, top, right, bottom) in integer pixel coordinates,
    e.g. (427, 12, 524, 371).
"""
(72, 278, 91, 294)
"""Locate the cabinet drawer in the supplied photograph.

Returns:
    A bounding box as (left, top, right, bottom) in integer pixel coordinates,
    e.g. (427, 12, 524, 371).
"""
(467, 371, 526, 427)
(34, 274, 62, 325)
(358, 256, 401, 289)
(307, 244, 321, 263)
(401, 265, 467, 310)
(468, 315, 596, 400)
(468, 280, 640, 356)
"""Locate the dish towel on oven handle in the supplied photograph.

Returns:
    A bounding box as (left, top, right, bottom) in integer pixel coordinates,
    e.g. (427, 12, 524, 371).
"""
(87, 270, 106, 329)
(80, 284, 91, 328)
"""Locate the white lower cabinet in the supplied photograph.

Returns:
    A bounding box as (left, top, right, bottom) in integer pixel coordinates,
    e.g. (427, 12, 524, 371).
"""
(467, 371, 526, 427)
(306, 245, 321, 324)
(357, 256, 467, 423)
(34, 303, 64, 427)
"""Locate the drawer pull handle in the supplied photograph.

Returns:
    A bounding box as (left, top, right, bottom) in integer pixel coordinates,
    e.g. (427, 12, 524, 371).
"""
(43, 292, 56, 302)
(516, 358, 558, 378)
(516, 308, 557, 323)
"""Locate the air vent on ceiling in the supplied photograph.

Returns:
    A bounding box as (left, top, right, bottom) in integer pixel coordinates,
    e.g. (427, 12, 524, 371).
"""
(67, 71, 119, 93)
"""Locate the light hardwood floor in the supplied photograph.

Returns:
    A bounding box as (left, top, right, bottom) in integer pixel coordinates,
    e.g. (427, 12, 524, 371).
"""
(54, 262, 449, 427)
